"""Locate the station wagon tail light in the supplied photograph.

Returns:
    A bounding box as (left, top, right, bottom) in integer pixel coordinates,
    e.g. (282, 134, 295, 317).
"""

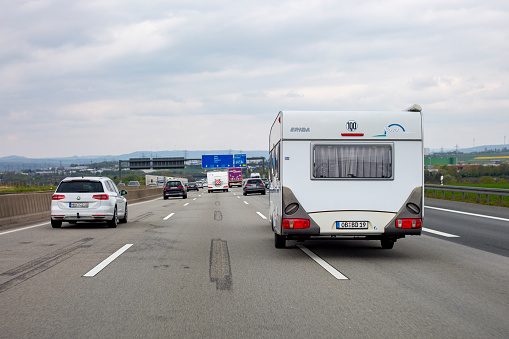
(52, 194, 65, 200)
(283, 218, 310, 229)
(93, 194, 109, 200)
(395, 218, 422, 229)
(178, 186, 183, 189)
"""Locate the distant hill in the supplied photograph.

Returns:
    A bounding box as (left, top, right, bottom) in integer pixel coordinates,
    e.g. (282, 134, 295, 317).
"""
(430, 144, 508, 154)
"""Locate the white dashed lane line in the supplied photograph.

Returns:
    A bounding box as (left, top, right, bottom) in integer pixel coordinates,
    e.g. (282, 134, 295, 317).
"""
(297, 245, 349, 280)
(83, 244, 133, 277)
(163, 213, 175, 220)
(256, 212, 267, 219)
(243, 201, 249, 205)
(422, 228, 460, 238)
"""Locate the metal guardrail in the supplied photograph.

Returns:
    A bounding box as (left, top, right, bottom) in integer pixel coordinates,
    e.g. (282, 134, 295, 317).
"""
(425, 184, 509, 203)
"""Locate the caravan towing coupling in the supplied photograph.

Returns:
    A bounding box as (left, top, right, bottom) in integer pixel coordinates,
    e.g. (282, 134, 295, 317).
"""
(268, 105, 424, 249)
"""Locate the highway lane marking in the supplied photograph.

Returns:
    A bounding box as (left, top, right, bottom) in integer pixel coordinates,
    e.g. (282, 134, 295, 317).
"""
(244, 201, 249, 205)
(0, 222, 49, 236)
(130, 197, 162, 206)
(163, 213, 175, 220)
(184, 203, 189, 206)
(297, 245, 349, 280)
(83, 244, 133, 277)
(425, 206, 509, 222)
(422, 228, 460, 238)
(256, 212, 267, 219)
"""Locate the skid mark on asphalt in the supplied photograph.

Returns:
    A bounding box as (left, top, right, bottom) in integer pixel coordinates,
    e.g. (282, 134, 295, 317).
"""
(0, 238, 93, 293)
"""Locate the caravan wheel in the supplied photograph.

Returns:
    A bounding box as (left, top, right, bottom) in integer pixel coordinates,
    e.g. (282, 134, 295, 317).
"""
(381, 237, 395, 249)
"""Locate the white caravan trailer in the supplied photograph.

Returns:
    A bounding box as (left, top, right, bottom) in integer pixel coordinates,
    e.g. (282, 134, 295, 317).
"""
(207, 171, 229, 193)
(269, 105, 423, 249)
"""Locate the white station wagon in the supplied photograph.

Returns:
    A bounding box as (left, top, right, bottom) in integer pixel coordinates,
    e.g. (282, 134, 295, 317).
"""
(51, 177, 128, 228)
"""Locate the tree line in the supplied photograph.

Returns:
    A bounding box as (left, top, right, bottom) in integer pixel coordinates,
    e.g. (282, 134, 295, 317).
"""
(425, 164, 509, 185)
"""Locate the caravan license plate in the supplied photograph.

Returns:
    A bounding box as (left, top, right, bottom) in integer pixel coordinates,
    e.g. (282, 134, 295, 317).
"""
(70, 202, 89, 208)
(336, 221, 368, 229)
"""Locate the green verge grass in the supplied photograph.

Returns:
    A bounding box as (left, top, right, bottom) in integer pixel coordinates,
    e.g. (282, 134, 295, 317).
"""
(0, 185, 55, 193)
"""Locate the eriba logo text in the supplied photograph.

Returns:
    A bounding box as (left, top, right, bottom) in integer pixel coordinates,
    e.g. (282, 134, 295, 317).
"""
(290, 127, 310, 132)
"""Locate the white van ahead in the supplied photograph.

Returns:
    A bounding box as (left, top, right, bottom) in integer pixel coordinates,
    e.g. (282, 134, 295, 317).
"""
(269, 105, 423, 249)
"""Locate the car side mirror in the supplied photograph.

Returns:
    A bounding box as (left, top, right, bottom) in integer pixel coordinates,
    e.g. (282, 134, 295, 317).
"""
(121, 190, 127, 195)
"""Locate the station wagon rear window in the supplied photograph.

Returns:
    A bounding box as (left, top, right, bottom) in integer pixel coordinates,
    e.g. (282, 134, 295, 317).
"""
(57, 181, 104, 193)
(312, 144, 393, 179)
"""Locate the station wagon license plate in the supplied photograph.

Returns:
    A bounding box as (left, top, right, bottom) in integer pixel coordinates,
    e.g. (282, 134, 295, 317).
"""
(69, 202, 89, 208)
(336, 221, 368, 229)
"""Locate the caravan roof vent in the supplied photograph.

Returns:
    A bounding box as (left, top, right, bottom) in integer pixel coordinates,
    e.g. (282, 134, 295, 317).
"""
(405, 104, 422, 112)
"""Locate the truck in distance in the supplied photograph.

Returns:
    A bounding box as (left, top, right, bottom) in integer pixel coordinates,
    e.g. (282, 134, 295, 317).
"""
(228, 168, 243, 187)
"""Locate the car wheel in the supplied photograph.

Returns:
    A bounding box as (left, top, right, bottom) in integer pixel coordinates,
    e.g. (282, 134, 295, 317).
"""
(163, 196, 168, 200)
(183, 194, 187, 199)
(107, 208, 118, 228)
(119, 204, 128, 223)
(275, 233, 286, 248)
(381, 237, 395, 249)
(243, 192, 247, 196)
(262, 191, 266, 195)
(51, 219, 62, 228)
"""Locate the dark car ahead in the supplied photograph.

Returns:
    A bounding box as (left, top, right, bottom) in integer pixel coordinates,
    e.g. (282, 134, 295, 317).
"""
(261, 178, 270, 189)
(243, 178, 266, 196)
(163, 180, 187, 199)
(187, 182, 199, 191)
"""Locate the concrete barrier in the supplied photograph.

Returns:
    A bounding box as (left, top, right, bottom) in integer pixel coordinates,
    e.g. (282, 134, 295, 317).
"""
(0, 187, 162, 230)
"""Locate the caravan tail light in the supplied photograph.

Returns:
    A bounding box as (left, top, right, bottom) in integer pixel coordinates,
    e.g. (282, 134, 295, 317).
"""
(283, 219, 310, 229)
(395, 219, 422, 229)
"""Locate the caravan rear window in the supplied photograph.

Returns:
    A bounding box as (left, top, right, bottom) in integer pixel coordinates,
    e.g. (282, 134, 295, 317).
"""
(312, 144, 393, 179)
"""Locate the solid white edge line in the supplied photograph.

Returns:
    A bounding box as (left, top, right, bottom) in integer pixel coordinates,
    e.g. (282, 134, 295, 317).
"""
(83, 244, 133, 277)
(244, 201, 249, 205)
(297, 245, 348, 280)
(130, 197, 162, 206)
(425, 206, 509, 222)
(0, 222, 49, 236)
(422, 228, 460, 238)
(256, 212, 267, 219)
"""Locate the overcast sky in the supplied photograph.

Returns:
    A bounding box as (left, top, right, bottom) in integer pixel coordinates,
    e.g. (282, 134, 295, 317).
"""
(1, 0, 508, 158)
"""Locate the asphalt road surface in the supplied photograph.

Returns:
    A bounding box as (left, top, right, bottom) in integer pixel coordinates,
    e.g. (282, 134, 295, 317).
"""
(0, 189, 508, 338)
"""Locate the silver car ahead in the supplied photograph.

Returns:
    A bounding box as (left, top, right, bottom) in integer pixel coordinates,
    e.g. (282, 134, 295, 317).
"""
(51, 177, 128, 228)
